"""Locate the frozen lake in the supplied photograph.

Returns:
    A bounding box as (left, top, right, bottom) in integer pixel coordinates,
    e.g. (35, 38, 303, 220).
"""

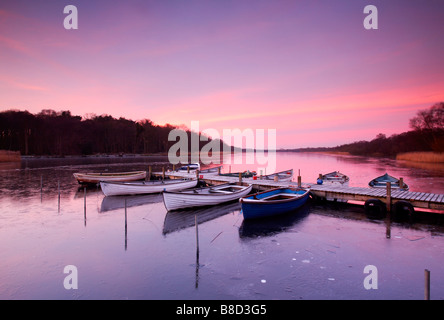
(1, 152, 444, 300)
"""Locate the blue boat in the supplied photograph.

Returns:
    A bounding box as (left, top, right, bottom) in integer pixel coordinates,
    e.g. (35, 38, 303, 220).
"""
(239, 187, 310, 220)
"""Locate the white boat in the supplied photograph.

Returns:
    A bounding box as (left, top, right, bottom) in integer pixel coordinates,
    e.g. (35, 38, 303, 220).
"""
(316, 171, 349, 186)
(177, 163, 200, 172)
(162, 183, 253, 211)
(262, 169, 293, 182)
(199, 165, 222, 174)
(100, 179, 198, 196)
(73, 170, 146, 184)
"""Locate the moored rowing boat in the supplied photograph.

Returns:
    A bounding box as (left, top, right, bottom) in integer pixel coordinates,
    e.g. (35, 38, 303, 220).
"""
(73, 171, 147, 184)
(368, 173, 409, 190)
(317, 171, 349, 186)
(162, 183, 252, 211)
(100, 178, 198, 196)
(261, 169, 293, 182)
(240, 187, 310, 220)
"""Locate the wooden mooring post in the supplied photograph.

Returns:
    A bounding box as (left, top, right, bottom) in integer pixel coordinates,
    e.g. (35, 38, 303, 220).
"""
(148, 166, 152, 181)
(386, 182, 392, 212)
(425, 269, 430, 300)
(195, 215, 199, 257)
(40, 175, 43, 202)
(125, 198, 128, 251)
(298, 169, 302, 188)
(58, 180, 61, 213)
(83, 187, 87, 225)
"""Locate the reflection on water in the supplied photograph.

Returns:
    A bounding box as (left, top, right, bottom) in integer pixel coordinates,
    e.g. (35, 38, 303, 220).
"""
(222, 152, 444, 194)
(239, 202, 311, 238)
(100, 194, 163, 213)
(163, 201, 241, 235)
(1, 153, 444, 300)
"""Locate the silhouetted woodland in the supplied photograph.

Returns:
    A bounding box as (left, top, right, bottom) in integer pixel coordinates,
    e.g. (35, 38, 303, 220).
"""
(1, 102, 443, 157)
(330, 102, 444, 156)
(0, 109, 226, 156)
(283, 102, 444, 157)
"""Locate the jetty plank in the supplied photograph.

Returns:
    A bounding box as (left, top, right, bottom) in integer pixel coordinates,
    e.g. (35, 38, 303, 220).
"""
(157, 171, 444, 212)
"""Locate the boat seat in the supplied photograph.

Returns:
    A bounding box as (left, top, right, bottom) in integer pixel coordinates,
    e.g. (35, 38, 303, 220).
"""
(209, 189, 233, 194)
(261, 193, 299, 201)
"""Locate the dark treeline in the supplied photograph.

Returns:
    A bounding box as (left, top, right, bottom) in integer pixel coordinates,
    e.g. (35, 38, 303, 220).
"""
(1, 102, 442, 158)
(0, 109, 226, 156)
(283, 102, 444, 157)
(330, 129, 444, 157)
(332, 102, 444, 157)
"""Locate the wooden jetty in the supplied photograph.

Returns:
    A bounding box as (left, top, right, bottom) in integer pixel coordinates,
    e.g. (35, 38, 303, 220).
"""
(153, 170, 444, 213)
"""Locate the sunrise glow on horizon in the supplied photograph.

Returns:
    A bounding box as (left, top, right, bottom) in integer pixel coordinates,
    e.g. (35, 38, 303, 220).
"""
(1, 0, 443, 148)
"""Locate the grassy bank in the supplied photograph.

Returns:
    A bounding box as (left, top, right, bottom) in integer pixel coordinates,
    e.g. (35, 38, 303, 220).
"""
(0, 150, 21, 162)
(396, 152, 444, 163)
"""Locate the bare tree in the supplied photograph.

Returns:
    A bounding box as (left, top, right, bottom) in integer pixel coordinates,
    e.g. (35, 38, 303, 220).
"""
(409, 102, 444, 151)
(409, 102, 444, 131)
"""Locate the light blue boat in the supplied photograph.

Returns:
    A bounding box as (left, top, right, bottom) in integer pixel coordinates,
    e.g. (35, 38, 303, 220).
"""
(368, 173, 409, 190)
(239, 187, 310, 220)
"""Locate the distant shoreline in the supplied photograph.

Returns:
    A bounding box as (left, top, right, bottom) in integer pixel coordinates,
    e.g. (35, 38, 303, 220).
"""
(5, 150, 444, 164)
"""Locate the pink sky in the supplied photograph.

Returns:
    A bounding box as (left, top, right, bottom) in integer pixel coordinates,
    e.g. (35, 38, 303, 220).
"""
(1, 1, 443, 148)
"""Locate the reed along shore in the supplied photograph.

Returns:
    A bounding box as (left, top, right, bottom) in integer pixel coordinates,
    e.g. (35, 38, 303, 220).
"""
(0, 150, 21, 162)
(396, 152, 444, 163)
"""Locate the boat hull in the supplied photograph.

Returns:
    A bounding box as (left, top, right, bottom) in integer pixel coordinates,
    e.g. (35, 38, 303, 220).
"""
(368, 173, 409, 190)
(240, 188, 310, 220)
(177, 163, 200, 172)
(262, 169, 293, 182)
(100, 179, 198, 196)
(219, 171, 256, 178)
(163, 184, 253, 211)
(73, 171, 146, 184)
(318, 171, 349, 186)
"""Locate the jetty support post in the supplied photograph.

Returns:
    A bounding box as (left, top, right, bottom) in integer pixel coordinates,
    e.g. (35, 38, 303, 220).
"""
(162, 167, 165, 180)
(239, 172, 242, 184)
(148, 166, 152, 181)
(298, 170, 302, 188)
(386, 182, 392, 212)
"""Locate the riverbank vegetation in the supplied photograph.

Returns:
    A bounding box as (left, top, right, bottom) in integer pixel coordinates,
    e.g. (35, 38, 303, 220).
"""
(280, 102, 444, 161)
(0, 109, 227, 156)
(0, 150, 21, 162)
(396, 152, 444, 163)
(329, 102, 443, 159)
(1, 102, 442, 161)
